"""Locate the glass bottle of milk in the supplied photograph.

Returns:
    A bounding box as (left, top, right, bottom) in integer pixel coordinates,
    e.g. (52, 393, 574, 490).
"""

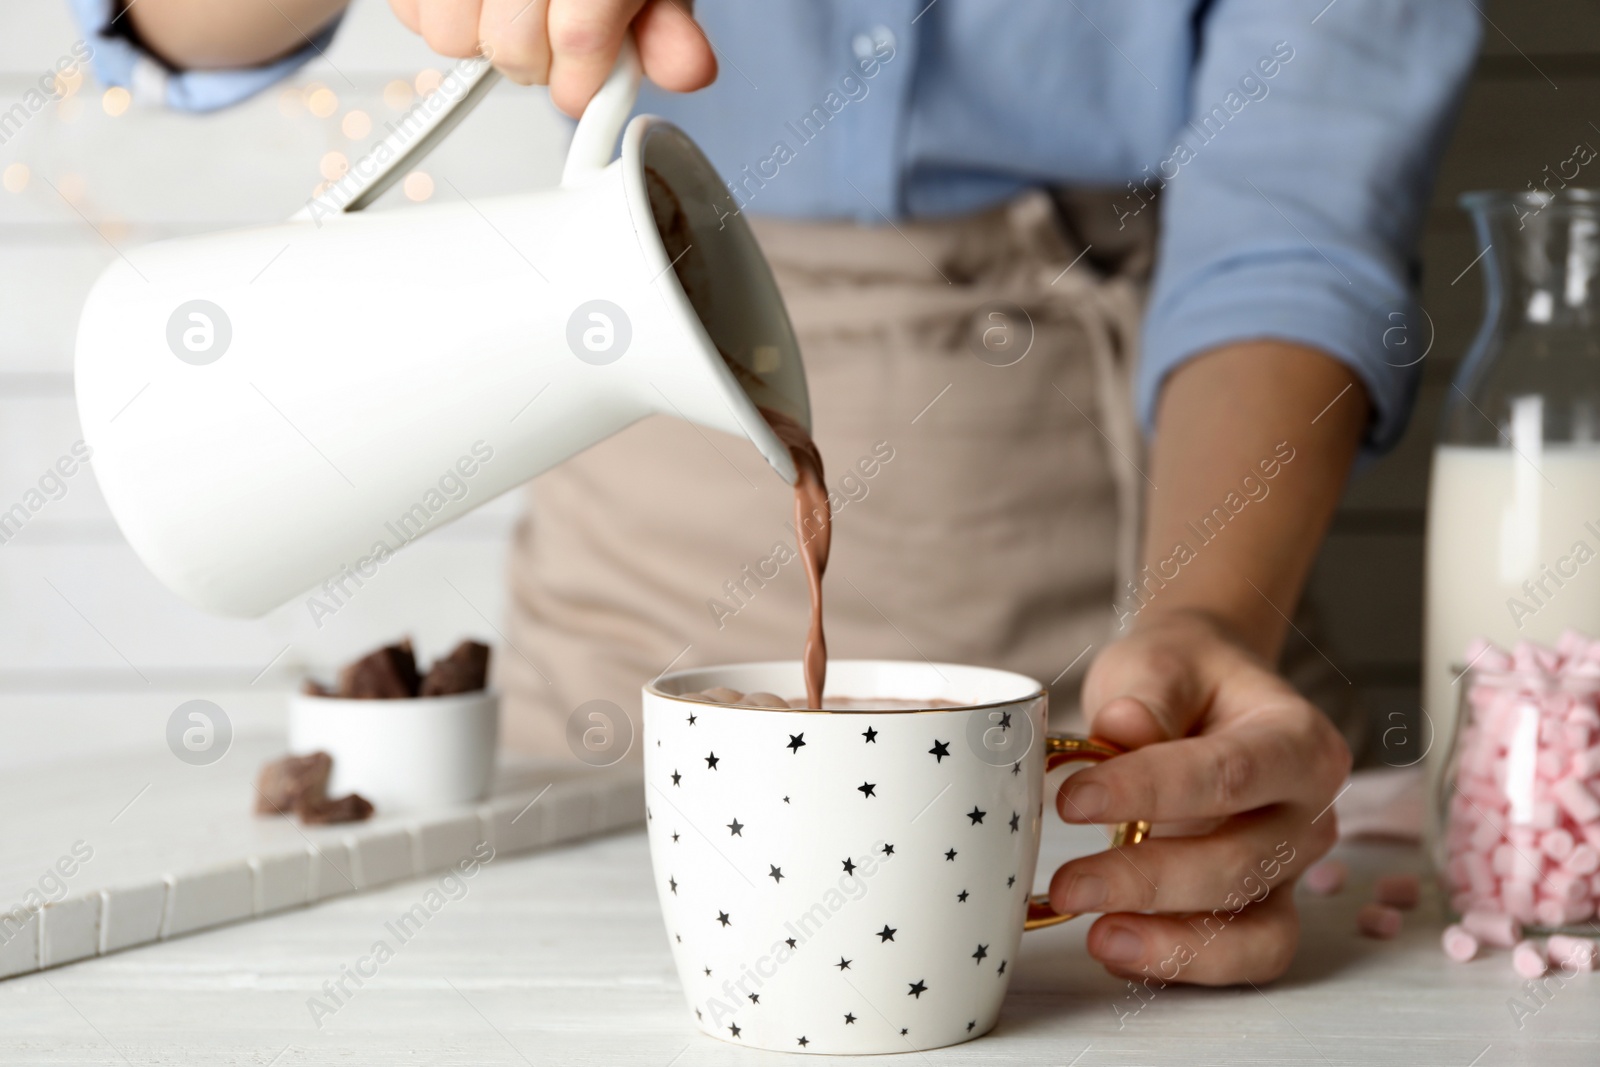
(1425, 189, 1600, 802)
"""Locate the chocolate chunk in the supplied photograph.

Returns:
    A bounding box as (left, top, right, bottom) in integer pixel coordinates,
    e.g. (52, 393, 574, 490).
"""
(419, 639, 491, 696)
(419, 640, 491, 697)
(337, 638, 420, 699)
(255, 751, 331, 815)
(297, 792, 374, 824)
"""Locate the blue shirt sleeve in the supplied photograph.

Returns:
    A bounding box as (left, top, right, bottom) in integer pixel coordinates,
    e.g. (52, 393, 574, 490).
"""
(1139, 0, 1481, 457)
(66, 0, 341, 112)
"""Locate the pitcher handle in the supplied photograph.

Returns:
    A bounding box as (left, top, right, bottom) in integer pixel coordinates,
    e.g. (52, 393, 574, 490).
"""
(287, 55, 498, 222)
(560, 34, 643, 187)
(292, 34, 641, 223)
(1024, 735, 1151, 931)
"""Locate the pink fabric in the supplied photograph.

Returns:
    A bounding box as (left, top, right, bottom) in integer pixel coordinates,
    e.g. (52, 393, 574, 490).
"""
(1334, 767, 1425, 842)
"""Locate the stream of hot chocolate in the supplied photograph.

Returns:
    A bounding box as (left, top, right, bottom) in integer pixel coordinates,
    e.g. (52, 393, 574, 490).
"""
(757, 407, 831, 709)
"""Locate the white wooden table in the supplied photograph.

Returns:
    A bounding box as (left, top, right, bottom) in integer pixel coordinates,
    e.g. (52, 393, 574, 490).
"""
(2, 808, 1593, 1065)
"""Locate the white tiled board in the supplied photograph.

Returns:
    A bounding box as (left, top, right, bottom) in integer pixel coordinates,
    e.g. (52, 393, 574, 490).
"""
(0, 735, 644, 980)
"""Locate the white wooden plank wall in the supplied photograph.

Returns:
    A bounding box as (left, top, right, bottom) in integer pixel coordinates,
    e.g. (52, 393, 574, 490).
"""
(0, 1, 572, 770)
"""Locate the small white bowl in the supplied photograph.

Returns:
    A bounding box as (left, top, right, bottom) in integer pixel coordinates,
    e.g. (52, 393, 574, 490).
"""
(286, 689, 499, 813)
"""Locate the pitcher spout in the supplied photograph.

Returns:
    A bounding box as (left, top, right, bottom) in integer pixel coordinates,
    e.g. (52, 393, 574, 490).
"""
(621, 117, 811, 487)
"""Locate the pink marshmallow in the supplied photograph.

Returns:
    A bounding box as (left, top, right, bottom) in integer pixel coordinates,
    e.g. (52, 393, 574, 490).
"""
(1562, 720, 1593, 751)
(1541, 828, 1576, 861)
(1374, 873, 1421, 910)
(1303, 859, 1346, 895)
(1539, 718, 1565, 750)
(1569, 704, 1600, 727)
(1442, 924, 1480, 963)
(1565, 844, 1600, 876)
(1548, 935, 1599, 971)
(1494, 844, 1543, 882)
(1463, 851, 1497, 896)
(1561, 897, 1595, 924)
(1573, 746, 1600, 778)
(1536, 898, 1570, 929)
(1470, 816, 1507, 853)
(1466, 784, 1506, 814)
(1554, 777, 1600, 824)
(1507, 883, 1540, 923)
(1512, 940, 1548, 978)
(1462, 909, 1522, 948)
(1546, 870, 1589, 904)
(1356, 902, 1403, 940)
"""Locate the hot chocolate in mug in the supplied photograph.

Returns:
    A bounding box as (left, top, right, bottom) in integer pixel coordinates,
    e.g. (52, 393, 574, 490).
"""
(642, 660, 1150, 1054)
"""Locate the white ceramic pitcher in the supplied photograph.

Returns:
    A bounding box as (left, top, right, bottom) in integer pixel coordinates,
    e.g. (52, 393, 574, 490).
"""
(73, 44, 809, 616)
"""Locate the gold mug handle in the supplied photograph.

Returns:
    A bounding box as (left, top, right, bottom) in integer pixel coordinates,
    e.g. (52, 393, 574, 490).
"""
(1024, 734, 1152, 931)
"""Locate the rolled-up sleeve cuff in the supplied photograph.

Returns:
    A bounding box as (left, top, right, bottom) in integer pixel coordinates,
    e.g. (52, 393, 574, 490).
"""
(1138, 258, 1421, 460)
(67, 0, 340, 113)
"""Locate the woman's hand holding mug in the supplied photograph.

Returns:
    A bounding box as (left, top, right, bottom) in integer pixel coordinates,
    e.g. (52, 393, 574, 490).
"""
(1053, 611, 1353, 986)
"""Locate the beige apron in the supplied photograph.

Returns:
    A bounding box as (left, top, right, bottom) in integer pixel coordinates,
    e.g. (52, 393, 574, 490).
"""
(498, 190, 1161, 760)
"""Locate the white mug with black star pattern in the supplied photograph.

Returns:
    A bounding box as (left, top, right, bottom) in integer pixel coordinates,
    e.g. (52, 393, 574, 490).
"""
(642, 660, 1149, 1055)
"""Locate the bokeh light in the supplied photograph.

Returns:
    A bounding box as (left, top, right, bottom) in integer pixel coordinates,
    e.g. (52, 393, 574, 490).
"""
(341, 109, 371, 140)
(319, 151, 349, 181)
(383, 79, 414, 110)
(102, 87, 131, 117)
(307, 86, 338, 118)
(56, 172, 87, 204)
(54, 67, 83, 99)
(415, 69, 443, 97)
(403, 171, 434, 202)
(2, 163, 29, 194)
